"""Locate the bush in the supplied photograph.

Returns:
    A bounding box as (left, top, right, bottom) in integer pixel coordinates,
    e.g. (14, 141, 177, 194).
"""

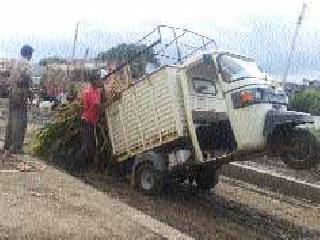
(290, 89, 320, 116)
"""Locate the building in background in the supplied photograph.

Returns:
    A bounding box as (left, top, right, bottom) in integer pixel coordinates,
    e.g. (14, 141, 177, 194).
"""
(284, 78, 320, 95)
(41, 58, 110, 98)
(0, 58, 14, 97)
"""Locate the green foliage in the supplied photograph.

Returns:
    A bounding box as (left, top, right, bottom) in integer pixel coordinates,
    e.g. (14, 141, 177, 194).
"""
(29, 101, 82, 159)
(39, 56, 66, 66)
(29, 101, 113, 172)
(290, 89, 320, 116)
(68, 84, 77, 95)
(67, 83, 80, 97)
(97, 43, 159, 78)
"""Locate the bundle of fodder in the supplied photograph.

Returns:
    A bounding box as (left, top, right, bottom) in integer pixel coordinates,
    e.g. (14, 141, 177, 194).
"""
(29, 101, 82, 162)
(29, 100, 113, 172)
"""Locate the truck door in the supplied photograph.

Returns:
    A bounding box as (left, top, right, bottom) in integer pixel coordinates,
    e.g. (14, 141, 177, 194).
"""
(187, 59, 227, 122)
(182, 58, 229, 160)
(216, 53, 274, 151)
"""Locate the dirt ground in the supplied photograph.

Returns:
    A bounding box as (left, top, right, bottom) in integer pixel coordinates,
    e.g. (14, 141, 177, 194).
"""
(0, 154, 319, 240)
(0, 154, 192, 240)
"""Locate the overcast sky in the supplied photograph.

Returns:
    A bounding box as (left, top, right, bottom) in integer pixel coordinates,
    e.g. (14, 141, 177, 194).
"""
(0, 0, 319, 81)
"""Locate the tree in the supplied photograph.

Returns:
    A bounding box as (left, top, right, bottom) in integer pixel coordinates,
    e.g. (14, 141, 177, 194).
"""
(96, 43, 159, 78)
(290, 89, 320, 116)
(39, 56, 66, 66)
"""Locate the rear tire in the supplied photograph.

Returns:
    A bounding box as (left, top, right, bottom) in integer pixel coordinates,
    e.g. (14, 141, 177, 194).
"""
(135, 163, 163, 194)
(280, 129, 319, 169)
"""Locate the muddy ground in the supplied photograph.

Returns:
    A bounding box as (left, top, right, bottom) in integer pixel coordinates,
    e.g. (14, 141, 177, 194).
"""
(0, 154, 319, 239)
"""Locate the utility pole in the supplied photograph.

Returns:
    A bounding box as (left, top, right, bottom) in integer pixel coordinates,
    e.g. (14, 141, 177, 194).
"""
(282, 3, 307, 86)
(72, 21, 79, 63)
(68, 21, 79, 82)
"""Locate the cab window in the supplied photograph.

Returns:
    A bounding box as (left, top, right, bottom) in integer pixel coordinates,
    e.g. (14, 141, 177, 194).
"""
(192, 77, 217, 95)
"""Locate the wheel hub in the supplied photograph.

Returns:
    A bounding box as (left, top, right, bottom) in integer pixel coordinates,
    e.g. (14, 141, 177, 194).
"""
(141, 169, 154, 191)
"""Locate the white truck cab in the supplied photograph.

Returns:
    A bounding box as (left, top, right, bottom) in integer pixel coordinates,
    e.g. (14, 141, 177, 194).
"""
(180, 51, 317, 168)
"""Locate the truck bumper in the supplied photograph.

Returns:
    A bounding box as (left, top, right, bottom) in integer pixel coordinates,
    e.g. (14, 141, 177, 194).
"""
(264, 110, 314, 136)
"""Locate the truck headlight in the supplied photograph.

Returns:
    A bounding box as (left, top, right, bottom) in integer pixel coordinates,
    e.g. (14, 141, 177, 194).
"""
(240, 91, 254, 107)
(232, 88, 287, 109)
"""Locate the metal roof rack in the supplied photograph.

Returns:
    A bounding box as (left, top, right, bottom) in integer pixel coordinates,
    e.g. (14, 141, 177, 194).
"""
(104, 25, 217, 78)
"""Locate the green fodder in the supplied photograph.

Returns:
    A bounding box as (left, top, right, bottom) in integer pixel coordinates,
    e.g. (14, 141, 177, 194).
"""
(28, 100, 113, 172)
(29, 101, 82, 161)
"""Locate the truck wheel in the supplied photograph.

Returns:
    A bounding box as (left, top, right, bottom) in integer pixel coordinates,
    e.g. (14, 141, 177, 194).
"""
(135, 163, 163, 194)
(281, 129, 320, 170)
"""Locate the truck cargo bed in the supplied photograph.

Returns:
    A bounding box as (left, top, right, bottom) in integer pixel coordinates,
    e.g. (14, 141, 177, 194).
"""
(107, 67, 188, 161)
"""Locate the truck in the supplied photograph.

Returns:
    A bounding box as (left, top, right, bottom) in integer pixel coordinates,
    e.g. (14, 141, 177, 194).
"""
(105, 25, 320, 194)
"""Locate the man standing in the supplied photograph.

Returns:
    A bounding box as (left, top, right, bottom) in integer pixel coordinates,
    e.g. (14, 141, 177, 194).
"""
(4, 45, 33, 154)
(72, 73, 101, 171)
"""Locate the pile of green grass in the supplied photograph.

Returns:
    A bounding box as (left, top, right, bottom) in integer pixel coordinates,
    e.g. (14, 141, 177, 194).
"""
(28, 101, 112, 172)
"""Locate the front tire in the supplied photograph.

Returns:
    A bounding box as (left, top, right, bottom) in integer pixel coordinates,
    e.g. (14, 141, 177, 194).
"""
(280, 129, 319, 169)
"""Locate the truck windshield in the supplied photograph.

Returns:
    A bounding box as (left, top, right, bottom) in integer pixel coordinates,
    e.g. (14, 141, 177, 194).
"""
(219, 54, 265, 81)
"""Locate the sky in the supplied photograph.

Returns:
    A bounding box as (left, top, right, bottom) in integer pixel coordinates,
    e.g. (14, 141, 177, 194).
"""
(0, 0, 319, 81)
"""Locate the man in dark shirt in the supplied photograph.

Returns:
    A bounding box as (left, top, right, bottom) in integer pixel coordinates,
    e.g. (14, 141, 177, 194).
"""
(4, 45, 33, 154)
